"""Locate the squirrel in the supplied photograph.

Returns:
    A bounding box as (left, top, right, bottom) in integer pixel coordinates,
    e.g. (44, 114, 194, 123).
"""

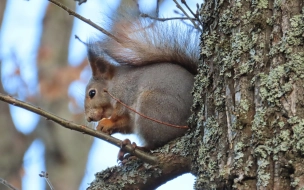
(84, 6, 200, 158)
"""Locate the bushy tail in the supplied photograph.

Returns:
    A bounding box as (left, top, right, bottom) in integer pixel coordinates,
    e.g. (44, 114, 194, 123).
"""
(90, 8, 200, 75)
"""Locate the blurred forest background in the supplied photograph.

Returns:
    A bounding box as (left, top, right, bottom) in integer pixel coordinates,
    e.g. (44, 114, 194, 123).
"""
(0, 0, 197, 189)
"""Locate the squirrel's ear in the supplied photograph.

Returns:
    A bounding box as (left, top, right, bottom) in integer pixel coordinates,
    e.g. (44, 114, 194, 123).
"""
(87, 47, 115, 80)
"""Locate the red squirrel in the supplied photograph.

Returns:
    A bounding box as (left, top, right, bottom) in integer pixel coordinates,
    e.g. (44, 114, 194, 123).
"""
(84, 7, 199, 156)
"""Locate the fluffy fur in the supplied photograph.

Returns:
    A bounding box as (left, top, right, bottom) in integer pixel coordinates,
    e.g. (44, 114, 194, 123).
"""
(85, 7, 200, 150)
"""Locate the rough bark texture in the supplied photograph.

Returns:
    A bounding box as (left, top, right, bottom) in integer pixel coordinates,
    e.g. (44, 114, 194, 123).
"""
(87, 131, 195, 190)
(190, 0, 304, 189)
(88, 154, 190, 190)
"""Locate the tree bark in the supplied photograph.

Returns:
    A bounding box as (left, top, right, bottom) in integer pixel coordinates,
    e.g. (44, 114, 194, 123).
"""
(191, 0, 304, 189)
(87, 134, 194, 190)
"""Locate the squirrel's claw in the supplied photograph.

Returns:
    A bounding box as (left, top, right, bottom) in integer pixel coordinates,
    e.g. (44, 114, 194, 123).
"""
(117, 139, 137, 162)
(117, 139, 151, 164)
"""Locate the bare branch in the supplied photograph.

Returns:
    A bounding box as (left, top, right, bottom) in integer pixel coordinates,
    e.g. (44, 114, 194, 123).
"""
(74, 35, 87, 46)
(181, 0, 196, 18)
(181, 0, 203, 27)
(47, 0, 121, 43)
(173, 0, 199, 29)
(156, 0, 161, 17)
(140, 13, 196, 22)
(0, 93, 157, 165)
(39, 171, 54, 190)
(0, 178, 19, 190)
(74, 0, 87, 6)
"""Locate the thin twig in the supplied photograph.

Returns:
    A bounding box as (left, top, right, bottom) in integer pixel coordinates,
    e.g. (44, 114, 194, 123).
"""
(75, 0, 87, 6)
(140, 13, 196, 22)
(39, 171, 54, 190)
(181, 0, 197, 19)
(181, 0, 203, 27)
(74, 35, 87, 46)
(173, 0, 199, 29)
(156, 0, 161, 17)
(47, 0, 121, 43)
(0, 93, 157, 165)
(104, 89, 189, 129)
(0, 178, 19, 190)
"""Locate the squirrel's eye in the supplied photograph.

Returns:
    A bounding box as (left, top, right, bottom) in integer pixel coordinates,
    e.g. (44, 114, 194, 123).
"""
(89, 89, 96, 98)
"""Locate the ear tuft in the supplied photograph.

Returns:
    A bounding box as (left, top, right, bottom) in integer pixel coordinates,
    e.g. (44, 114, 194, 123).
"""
(87, 43, 115, 79)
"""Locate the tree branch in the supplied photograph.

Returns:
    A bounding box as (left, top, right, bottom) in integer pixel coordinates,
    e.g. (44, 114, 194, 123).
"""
(87, 149, 191, 190)
(173, 0, 199, 29)
(0, 93, 157, 165)
(0, 178, 18, 190)
(181, 0, 203, 27)
(47, 0, 121, 43)
(39, 171, 54, 190)
(140, 13, 196, 22)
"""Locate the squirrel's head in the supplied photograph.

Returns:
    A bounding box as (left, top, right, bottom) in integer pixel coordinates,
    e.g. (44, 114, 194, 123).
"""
(84, 78, 112, 122)
(84, 46, 115, 122)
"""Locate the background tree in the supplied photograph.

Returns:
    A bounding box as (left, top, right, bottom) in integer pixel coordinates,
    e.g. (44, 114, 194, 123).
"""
(0, 0, 34, 189)
(36, 0, 92, 189)
(0, 0, 92, 189)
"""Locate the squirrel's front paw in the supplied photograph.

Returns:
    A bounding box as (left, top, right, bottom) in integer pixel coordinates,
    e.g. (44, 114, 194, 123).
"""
(96, 118, 115, 134)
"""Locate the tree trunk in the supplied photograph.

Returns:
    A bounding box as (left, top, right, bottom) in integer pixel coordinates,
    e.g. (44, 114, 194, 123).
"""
(191, 0, 304, 189)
